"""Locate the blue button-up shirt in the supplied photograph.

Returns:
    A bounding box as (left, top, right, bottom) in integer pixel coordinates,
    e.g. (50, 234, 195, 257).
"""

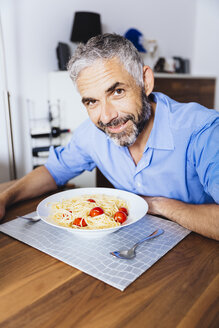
(45, 92, 219, 204)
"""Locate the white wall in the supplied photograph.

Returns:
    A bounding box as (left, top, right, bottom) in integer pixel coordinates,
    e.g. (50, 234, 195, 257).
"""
(0, 0, 30, 181)
(192, 0, 219, 109)
(1, 0, 217, 180)
(9, 0, 198, 113)
(0, 19, 11, 182)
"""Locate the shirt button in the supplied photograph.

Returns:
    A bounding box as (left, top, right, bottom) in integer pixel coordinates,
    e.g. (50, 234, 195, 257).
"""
(137, 182, 141, 187)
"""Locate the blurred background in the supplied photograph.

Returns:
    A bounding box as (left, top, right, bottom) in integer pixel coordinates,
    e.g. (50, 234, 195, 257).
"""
(0, 0, 218, 186)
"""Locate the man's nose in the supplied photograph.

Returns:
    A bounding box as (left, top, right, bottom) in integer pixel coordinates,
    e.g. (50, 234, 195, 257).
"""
(100, 101, 118, 124)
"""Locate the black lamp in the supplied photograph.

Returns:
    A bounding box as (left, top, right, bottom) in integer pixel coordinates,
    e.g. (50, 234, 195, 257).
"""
(70, 11, 102, 44)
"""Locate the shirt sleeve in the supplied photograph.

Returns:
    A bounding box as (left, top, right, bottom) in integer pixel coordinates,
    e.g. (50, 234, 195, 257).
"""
(189, 116, 219, 203)
(45, 121, 96, 186)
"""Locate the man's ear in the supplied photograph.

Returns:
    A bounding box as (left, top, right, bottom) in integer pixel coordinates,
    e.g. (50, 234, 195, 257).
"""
(143, 66, 154, 96)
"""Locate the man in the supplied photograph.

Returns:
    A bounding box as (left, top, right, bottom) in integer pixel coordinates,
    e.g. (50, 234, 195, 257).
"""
(0, 34, 218, 240)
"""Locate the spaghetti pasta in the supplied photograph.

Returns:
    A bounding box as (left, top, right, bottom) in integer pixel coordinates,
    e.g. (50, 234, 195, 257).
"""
(48, 194, 129, 230)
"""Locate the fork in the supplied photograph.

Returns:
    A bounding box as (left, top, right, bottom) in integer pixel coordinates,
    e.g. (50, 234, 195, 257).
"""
(110, 228, 164, 259)
(16, 215, 41, 222)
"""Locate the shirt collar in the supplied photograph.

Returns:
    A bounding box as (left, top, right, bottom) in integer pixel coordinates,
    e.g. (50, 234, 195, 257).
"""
(146, 92, 174, 151)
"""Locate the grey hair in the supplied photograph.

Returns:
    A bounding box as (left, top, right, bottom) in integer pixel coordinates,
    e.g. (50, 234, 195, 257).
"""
(67, 33, 144, 87)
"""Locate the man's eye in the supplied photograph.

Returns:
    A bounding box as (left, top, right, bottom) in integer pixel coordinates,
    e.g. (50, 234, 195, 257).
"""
(86, 100, 97, 107)
(114, 89, 124, 96)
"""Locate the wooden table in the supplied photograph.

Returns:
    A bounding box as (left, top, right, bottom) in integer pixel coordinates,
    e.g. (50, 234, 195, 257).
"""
(0, 181, 218, 328)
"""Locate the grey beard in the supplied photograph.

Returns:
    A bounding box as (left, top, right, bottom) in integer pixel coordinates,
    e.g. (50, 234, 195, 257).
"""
(98, 89, 151, 147)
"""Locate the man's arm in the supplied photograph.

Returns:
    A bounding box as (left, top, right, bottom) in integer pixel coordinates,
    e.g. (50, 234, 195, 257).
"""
(143, 196, 219, 241)
(0, 166, 57, 220)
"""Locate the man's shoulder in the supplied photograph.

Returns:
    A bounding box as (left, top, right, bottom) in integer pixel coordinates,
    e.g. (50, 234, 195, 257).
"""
(155, 92, 219, 131)
(74, 119, 98, 136)
(73, 118, 107, 145)
(75, 118, 95, 130)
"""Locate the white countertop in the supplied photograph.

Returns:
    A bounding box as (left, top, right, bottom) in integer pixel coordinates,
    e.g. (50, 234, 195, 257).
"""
(154, 73, 216, 79)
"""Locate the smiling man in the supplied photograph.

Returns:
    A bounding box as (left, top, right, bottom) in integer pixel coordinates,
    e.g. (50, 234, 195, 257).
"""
(0, 34, 219, 240)
(77, 58, 152, 149)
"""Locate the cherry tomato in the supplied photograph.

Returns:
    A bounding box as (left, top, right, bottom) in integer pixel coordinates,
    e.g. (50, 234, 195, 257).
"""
(73, 218, 87, 227)
(87, 199, 96, 203)
(90, 207, 104, 217)
(114, 211, 127, 224)
(118, 207, 128, 216)
(81, 219, 87, 227)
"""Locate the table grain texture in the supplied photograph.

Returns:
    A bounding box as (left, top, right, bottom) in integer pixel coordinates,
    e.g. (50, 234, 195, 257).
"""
(0, 181, 218, 328)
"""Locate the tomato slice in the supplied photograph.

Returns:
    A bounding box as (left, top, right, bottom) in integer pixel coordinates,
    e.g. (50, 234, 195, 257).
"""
(81, 218, 87, 227)
(118, 207, 128, 216)
(87, 199, 96, 203)
(73, 218, 87, 227)
(90, 207, 104, 217)
(114, 211, 127, 224)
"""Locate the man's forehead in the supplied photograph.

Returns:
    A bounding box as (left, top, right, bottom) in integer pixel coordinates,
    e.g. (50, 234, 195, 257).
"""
(86, 57, 122, 69)
(77, 57, 129, 80)
(76, 57, 136, 93)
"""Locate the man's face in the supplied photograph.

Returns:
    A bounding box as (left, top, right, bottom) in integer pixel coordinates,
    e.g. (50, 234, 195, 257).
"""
(77, 58, 151, 147)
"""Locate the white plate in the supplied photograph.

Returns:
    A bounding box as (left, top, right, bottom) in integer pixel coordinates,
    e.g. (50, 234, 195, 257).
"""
(37, 188, 148, 238)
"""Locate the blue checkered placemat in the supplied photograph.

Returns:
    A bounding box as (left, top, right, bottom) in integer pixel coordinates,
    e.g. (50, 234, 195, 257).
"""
(0, 213, 190, 291)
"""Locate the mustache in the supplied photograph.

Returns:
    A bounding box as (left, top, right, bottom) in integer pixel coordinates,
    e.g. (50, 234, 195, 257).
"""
(98, 114, 135, 129)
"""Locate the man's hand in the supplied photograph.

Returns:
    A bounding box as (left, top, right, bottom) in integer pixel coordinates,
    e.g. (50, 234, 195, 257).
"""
(142, 196, 219, 241)
(143, 196, 164, 216)
(0, 197, 6, 221)
(0, 166, 57, 221)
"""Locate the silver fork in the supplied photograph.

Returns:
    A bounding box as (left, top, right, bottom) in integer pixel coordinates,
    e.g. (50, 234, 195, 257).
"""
(16, 216, 41, 222)
(110, 228, 164, 259)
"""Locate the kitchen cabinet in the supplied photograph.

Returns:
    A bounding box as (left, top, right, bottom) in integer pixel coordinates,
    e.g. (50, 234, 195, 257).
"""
(153, 74, 216, 108)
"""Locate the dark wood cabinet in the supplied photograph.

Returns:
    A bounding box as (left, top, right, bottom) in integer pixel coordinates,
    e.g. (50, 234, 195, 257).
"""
(153, 75, 216, 109)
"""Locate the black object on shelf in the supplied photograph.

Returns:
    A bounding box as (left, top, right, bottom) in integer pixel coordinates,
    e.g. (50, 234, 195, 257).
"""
(31, 127, 70, 138)
(56, 42, 71, 71)
(154, 57, 166, 73)
(32, 145, 60, 157)
(70, 12, 102, 44)
(33, 165, 43, 169)
(173, 57, 185, 73)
